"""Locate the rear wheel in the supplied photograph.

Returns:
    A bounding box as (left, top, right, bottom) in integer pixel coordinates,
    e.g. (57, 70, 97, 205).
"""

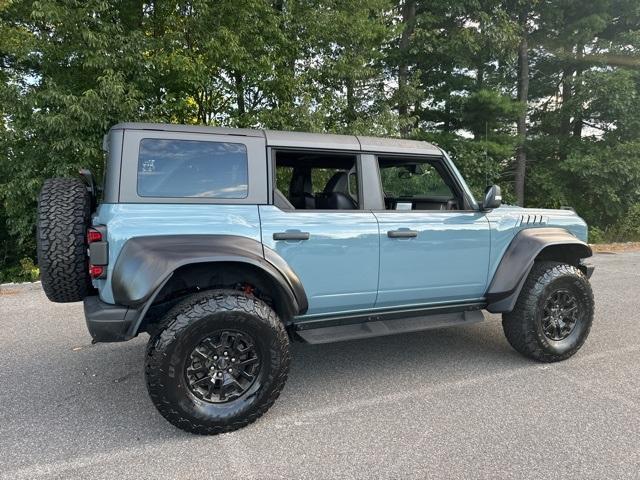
(145, 290, 290, 434)
(502, 261, 594, 362)
(36, 178, 93, 302)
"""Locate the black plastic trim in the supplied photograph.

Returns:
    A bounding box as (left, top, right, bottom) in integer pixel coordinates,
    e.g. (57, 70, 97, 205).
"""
(296, 310, 484, 344)
(111, 234, 308, 314)
(89, 241, 108, 266)
(83, 296, 132, 342)
(293, 300, 486, 331)
(586, 264, 595, 278)
(485, 228, 592, 313)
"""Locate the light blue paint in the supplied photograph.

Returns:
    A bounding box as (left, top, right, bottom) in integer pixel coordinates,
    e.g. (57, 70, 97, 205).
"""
(259, 206, 379, 315)
(92, 203, 261, 304)
(92, 203, 589, 315)
(373, 211, 491, 307)
(485, 205, 589, 282)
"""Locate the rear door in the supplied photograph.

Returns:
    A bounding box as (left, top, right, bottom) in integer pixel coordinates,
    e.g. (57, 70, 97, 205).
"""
(373, 155, 491, 308)
(259, 146, 379, 317)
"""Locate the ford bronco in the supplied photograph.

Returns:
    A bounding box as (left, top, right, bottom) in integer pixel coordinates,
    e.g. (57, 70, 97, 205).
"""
(36, 123, 594, 434)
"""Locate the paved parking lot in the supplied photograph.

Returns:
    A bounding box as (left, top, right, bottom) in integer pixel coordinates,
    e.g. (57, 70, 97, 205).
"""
(0, 252, 639, 479)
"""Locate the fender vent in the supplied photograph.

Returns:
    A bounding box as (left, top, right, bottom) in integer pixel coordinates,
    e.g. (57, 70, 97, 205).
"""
(519, 214, 548, 226)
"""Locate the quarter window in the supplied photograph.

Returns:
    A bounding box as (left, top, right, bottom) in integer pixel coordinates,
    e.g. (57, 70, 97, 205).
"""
(137, 139, 248, 198)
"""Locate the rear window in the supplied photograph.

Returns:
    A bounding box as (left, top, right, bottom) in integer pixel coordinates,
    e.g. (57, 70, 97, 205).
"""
(137, 139, 248, 198)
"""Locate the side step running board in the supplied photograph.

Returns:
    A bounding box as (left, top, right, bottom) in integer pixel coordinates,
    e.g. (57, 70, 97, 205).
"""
(295, 310, 484, 344)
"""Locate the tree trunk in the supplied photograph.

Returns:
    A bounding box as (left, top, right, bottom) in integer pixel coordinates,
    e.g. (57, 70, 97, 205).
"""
(514, 23, 529, 206)
(560, 66, 573, 133)
(475, 63, 484, 91)
(235, 72, 246, 127)
(398, 0, 416, 138)
(345, 77, 356, 126)
(572, 45, 584, 138)
(558, 66, 574, 161)
(273, 0, 296, 127)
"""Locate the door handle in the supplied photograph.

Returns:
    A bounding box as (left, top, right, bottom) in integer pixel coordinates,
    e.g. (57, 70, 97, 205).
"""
(273, 231, 310, 241)
(387, 229, 418, 238)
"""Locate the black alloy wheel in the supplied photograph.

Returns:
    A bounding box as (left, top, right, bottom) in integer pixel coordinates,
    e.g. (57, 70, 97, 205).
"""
(185, 330, 261, 404)
(541, 290, 580, 341)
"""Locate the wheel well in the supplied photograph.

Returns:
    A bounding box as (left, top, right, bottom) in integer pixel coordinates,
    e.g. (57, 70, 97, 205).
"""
(140, 262, 297, 332)
(534, 243, 591, 272)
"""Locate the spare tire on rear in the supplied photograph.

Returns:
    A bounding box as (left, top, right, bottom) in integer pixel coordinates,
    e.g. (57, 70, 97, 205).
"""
(37, 178, 93, 302)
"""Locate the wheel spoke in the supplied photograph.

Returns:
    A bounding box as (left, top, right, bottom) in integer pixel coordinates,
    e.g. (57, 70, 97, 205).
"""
(202, 337, 219, 352)
(238, 356, 259, 367)
(206, 380, 215, 399)
(187, 365, 208, 375)
(555, 321, 563, 339)
(230, 378, 245, 391)
(192, 348, 210, 362)
(221, 331, 233, 349)
(219, 377, 230, 401)
(192, 376, 212, 387)
(238, 369, 255, 381)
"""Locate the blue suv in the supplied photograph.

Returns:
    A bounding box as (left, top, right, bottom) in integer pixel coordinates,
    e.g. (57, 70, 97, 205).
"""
(36, 123, 594, 434)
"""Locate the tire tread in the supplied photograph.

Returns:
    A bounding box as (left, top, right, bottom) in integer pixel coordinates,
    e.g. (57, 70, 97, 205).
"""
(36, 178, 92, 303)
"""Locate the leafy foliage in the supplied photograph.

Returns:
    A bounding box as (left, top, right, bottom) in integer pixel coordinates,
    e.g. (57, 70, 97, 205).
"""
(1, 0, 640, 280)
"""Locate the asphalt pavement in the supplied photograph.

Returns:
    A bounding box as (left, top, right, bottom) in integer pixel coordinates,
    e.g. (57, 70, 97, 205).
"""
(1, 252, 639, 479)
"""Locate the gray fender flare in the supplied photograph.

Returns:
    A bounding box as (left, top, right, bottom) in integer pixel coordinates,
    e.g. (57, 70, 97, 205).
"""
(111, 234, 308, 325)
(485, 228, 592, 313)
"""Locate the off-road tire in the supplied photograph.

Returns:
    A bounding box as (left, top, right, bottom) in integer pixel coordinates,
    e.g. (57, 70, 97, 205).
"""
(502, 261, 594, 362)
(145, 290, 290, 435)
(37, 178, 92, 303)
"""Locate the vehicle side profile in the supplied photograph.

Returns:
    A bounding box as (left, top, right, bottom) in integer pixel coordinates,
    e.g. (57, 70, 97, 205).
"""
(36, 123, 594, 434)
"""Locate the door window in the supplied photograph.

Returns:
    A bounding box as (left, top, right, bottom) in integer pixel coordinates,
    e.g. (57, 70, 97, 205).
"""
(378, 157, 459, 211)
(274, 150, 359, 210)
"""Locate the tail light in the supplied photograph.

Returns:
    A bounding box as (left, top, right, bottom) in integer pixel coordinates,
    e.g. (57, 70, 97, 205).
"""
(89, 265, 104, 278)
(87, 226, 108, 279)
(87, 228, 102, 244)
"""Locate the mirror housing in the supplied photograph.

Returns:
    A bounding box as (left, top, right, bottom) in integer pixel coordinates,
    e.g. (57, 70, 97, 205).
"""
(482, 185, 502, 210)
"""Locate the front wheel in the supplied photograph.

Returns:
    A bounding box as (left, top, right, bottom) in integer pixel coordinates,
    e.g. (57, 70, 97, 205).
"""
(502, 261, 594, 362)
(145, 290, 290, 434)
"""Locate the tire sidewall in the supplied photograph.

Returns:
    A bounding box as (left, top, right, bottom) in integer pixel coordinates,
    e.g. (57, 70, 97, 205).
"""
(533, 272, 593, 356)
(150, 303, 287, 427)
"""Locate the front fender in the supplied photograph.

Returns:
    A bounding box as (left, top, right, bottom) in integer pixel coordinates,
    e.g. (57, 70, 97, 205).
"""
(111, 234, 308, 314)
(486, 228, 592, 313)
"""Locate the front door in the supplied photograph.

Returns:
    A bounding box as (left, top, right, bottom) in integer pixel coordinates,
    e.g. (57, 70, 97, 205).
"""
(373, 156, 491, 308)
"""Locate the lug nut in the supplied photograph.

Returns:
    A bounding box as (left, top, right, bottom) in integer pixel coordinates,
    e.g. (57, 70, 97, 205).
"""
(217, 372, 223, 377)
(224, 351, 228, 356)
(213, 355, 218, 360)
(228, 368, 233, 373)
(231, 358, 236, 362)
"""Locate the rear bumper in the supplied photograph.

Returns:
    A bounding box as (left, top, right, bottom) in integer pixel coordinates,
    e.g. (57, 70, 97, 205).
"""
(83, 296, 135, 342)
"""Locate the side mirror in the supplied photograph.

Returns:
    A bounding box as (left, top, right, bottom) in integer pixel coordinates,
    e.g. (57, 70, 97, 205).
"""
(482, 185, 502, 210)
